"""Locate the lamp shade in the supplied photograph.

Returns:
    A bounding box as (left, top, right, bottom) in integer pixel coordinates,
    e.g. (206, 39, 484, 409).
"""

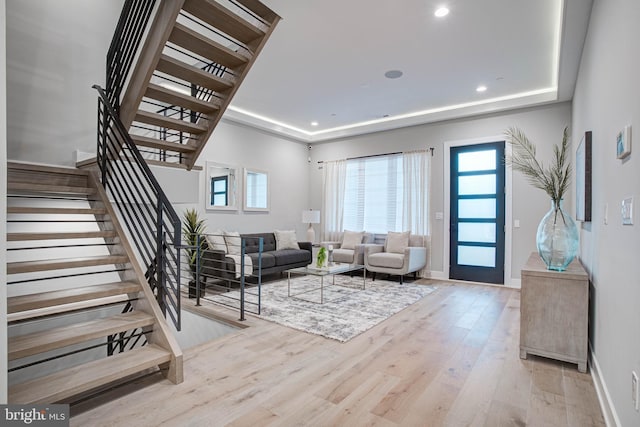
(302, 210, 320, 224)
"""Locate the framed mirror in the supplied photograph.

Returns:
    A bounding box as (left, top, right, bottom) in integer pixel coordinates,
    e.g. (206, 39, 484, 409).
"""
(244, 168, 269, 211)
(205, 162, 238, 211)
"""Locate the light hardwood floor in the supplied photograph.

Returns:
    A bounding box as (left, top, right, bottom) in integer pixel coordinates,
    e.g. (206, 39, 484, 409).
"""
(71, 281, 605, 426)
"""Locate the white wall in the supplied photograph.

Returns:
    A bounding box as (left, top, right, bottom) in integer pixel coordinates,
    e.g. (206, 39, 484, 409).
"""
(309, 102, 572, 280)
(6, 0, 123, 166)
(572, 0, 640, 425)
(188, 120, 311, 239)
(1, 0, 8, 405)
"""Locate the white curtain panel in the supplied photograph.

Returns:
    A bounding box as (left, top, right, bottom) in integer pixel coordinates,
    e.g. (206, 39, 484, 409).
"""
(321, 159, 347, 241)
(402, 150, 430, 235)
(402, 150, 431, 277)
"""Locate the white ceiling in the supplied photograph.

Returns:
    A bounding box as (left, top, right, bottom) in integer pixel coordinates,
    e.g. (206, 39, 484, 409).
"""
(225, 0, 593, 142)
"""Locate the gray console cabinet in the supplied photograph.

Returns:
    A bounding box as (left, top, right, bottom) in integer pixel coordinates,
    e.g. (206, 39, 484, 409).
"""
(520, 252, 589, 372)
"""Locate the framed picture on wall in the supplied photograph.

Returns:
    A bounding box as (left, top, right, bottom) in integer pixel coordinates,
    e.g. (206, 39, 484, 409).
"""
(576, 131, 592, 222)
(616, 125, 632, 159)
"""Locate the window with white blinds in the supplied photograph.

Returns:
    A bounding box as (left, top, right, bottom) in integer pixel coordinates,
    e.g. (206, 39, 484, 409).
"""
(343, 154, 404, 233)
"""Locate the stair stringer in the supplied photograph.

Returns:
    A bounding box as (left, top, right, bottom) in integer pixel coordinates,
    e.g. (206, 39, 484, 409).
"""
(86, 170, 183, 384)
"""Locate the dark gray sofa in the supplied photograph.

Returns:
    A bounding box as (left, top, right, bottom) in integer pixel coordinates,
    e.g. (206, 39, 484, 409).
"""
(201, 232, 312, 285)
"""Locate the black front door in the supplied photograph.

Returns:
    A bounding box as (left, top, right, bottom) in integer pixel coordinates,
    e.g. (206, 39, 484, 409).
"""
(449, 142, 505, 284)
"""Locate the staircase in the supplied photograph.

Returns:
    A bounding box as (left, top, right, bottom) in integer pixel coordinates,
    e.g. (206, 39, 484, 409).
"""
(116, 0, 281, 170)
(6, 162, 182, 404)
(4, 0, 280, 405)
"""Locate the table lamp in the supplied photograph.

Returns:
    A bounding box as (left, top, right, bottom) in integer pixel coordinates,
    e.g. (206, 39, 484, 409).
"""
(302, 209, 320, 243)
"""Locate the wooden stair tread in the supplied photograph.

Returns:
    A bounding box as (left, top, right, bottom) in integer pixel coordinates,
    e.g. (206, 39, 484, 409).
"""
(157, 54, 233, 93)
(169, 22, 249, 68)
(8, 182, 96, 196)
(8, 344, 171, 404)
(145, 83, 220, 114)
(142, 158, 203, 171)
(7, 231, 117, 241)
(130, 134, 197, 153)
(7, 255, 129, 274)
(8, 296, 131, 323)
(8, 281, 141, 314)
(7, 161, 90, 176)
(7, 207, 107, 215)
(134, 109, 208, 134)
(9, 312, 155, 361)
(182, 0, 265, 45)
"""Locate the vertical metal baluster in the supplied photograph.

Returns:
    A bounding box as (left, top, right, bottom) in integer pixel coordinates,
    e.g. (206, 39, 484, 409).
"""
(196, 233, 202, 306)
(157, 207, 166, 317)
(258, 237, 263, 315)
(240, 238, 246, 321)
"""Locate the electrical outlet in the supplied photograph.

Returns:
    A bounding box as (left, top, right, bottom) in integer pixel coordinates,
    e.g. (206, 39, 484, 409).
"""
(633, 371, 639, 411)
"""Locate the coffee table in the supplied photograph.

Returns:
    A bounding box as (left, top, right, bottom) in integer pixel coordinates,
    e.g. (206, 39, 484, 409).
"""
(286, 263, 366, 304)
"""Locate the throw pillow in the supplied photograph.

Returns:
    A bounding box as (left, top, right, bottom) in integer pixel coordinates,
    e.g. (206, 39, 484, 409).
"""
(341, 230, 364, 250)
(274, 230, 300, 250)
(224, 231, 242, 255)
(386, 231, 410, 254)
(206, 230, 227, 253)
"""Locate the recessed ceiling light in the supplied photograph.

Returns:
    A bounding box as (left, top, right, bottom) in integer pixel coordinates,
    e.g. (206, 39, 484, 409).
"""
(434, 7, 449, 18)
(385, 70, 403, 79)
(476, 85, 487, 92)
(311, 121, 319, 126)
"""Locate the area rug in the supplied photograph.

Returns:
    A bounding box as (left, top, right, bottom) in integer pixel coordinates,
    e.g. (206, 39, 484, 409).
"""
(207, 275, 437, 342)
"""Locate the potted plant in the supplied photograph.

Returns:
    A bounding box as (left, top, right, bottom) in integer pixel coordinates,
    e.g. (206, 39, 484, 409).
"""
(505, 126, 578, 271)
(182, 208, 208, 298)
(316, 246, 327, 268)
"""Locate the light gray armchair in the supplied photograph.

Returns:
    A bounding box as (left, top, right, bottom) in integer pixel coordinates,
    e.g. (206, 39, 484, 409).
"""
(364, 233, 427, 284)
(321, 231, 375, 265)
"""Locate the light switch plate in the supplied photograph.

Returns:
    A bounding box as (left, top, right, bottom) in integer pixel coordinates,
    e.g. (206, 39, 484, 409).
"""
(622, 197, 633, 225)
(435, 212, 444, 220)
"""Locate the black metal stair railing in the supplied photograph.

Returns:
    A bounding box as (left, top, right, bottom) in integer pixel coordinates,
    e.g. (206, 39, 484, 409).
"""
(106, 0, 156, 110)
(94, 84, 182, 331)
(95, 0, 182, 332)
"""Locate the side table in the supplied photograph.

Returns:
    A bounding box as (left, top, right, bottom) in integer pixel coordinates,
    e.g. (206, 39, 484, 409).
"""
(520, 252, 589, 372)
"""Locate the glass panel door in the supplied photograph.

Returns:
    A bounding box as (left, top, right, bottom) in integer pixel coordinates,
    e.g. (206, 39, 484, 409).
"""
(450, 142, 505, 284)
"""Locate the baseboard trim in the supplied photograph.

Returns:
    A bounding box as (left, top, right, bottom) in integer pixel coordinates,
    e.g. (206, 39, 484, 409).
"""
(505, 278, 521, 289)
(428, 271, 521, 288)
(590, 345, 621, 427)
(428, 270, 448, 280)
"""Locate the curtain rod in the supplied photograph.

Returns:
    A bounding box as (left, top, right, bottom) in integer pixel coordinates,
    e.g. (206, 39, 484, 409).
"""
(317, 147, 434, 164)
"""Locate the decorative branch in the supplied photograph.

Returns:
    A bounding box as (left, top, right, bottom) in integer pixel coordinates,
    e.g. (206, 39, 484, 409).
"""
(504, 126, 571, 207)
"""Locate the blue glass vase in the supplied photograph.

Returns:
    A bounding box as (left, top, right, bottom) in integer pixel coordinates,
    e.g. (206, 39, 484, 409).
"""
(536, 200, 579, 271)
